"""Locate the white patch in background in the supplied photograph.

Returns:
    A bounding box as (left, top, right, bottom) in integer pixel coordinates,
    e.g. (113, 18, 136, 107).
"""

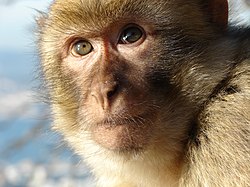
(0, 90, 35, 119)
(0, 160, 95, 187)
(0, 77, 38, 120)
(229, 0, 250, 27)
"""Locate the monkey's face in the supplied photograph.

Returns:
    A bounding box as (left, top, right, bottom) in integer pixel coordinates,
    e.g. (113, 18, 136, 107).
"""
(39, 0, 226, 155)
(62, 22, 162, 151)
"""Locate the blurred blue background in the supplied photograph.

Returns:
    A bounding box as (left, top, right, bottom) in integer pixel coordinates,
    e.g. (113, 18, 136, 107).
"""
(0, 0, 249, 186)
(0, 0, 53, 164)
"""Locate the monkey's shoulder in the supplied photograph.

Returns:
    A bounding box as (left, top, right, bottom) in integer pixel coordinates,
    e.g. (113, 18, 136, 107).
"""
(199, 60, 250, 144)
(188, 60, 250, 187)
(218, 60, 250, 98)
(198, 59, 250, 136)
(230, 59, 250, 90)
(209, 60, 250, 119)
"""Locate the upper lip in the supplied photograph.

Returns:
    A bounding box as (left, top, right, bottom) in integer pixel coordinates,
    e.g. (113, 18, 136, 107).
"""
(97, 113, 148, 127)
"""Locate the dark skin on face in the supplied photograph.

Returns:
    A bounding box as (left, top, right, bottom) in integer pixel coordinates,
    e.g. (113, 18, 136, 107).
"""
(63, 22, 159, 150)
(38, 0, 250, 186)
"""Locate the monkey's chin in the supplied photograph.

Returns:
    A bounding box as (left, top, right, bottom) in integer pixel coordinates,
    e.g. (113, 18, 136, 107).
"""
(92, 122, 151, 151)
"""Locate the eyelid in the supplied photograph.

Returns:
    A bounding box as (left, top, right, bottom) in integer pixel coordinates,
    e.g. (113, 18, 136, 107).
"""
(118, 24, 146, 45)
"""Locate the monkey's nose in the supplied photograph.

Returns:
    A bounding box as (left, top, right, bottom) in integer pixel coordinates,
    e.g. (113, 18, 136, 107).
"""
(91, 81, 119, 111)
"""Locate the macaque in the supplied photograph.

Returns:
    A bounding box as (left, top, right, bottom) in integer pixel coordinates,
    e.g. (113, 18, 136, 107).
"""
(38, 0, 250, 186)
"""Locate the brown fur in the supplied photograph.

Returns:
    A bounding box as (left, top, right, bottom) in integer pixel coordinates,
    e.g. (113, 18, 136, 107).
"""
(38, 0, 250, 186)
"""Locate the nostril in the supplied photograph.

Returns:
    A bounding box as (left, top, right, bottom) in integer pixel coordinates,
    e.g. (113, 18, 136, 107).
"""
(107, 84, 119, 100)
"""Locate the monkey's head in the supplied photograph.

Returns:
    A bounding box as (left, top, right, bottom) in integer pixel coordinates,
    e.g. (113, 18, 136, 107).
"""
(39, 0, 230, 159)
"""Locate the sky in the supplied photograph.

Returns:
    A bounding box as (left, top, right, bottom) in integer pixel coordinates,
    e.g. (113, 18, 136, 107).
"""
(0, 0, 52, 118)
(0, 0, 52, 52)
(0, 0, 57, 163)
(229, 0, 250, 27)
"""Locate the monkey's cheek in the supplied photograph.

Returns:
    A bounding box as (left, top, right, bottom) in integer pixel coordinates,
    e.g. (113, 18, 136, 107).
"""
(91, 124, 151, 151)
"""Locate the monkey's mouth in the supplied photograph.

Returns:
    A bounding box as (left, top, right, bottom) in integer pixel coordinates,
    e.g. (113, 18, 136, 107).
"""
(91, 115, 153, 151)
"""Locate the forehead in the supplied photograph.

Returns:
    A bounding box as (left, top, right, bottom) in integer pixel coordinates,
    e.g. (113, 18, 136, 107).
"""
(48, 0, 171, 30)
(45, 0, 207, 38)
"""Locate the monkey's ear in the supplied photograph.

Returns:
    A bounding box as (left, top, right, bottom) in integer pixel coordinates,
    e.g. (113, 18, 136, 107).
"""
(205, 0, 228, 31)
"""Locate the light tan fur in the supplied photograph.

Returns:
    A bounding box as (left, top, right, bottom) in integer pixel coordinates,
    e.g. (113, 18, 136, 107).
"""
(38, 0, 250, 186)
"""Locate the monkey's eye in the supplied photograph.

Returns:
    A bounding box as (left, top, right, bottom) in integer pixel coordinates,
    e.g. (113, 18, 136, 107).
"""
(72, 40, 93, 56)
(120, 26, 144, 44)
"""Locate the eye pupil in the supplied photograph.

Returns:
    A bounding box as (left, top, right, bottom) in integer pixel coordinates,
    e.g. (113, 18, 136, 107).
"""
(73, 40, 93, 56)
(121, 26, 143, 44)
